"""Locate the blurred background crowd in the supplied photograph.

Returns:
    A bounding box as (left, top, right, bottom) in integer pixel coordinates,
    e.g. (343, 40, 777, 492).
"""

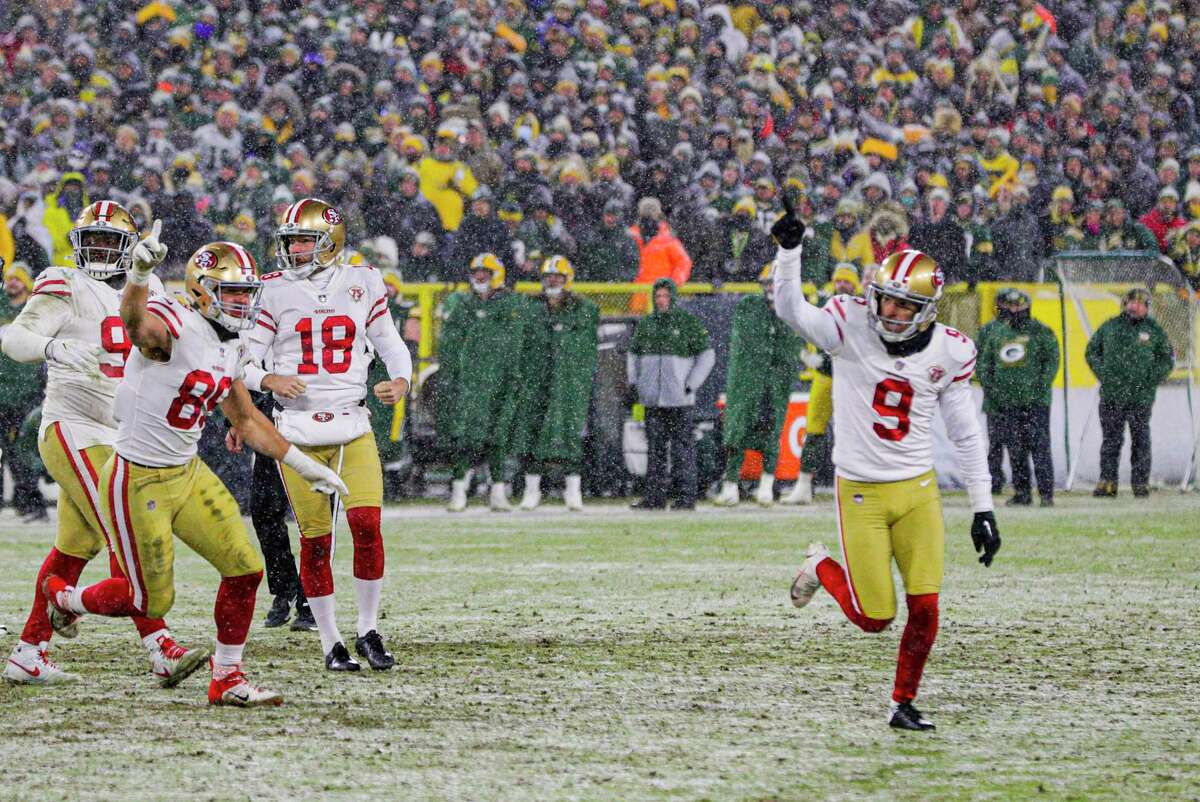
(4, 0, 1200, 293)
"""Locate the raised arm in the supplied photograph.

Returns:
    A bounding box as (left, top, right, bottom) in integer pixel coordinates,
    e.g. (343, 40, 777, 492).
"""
(770, 198, 844, 354)
(123, 219, 173, 358)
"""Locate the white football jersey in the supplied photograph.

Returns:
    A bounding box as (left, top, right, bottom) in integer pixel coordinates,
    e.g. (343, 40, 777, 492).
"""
(113, 296, 246, 467)
(31, 267, 165, 448)
(822, 295, 977, 483)
(248, 264, 391, 413)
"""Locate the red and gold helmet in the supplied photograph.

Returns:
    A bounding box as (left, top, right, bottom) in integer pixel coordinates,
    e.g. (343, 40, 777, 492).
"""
(866, 249, 944, 342)
(185, 242, 263, 332)
(274, 197, 347, 279)
(69, 200, 140, 280)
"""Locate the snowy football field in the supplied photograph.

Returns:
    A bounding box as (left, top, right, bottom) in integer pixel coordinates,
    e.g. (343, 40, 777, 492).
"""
(1, 493, 1198, 801)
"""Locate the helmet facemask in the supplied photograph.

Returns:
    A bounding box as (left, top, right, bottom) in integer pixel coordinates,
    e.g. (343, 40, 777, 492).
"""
(275, 229, 337, 280)
(70, 226, 135, 280)
(199, 276, 263, 332)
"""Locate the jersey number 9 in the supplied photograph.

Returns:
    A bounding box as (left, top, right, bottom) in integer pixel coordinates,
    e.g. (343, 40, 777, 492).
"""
(871, 377, 914, 441)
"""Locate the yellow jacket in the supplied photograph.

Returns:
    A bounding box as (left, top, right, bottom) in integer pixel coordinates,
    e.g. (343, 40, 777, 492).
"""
(980, 151, 1020, 197)
(0, 213, 14, 271)
(833, 229, 875, 269)
(416, 156, 478, 233)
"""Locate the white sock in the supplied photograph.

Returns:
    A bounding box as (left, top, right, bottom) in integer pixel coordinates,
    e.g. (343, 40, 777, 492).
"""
(355, 578, 382, 635)
(67, 586, 89, 615)
(141, 628, 169, 654)
(525, 474, 541, 494)
(307, 593, 342, 655)
(213, 641, 245, 668)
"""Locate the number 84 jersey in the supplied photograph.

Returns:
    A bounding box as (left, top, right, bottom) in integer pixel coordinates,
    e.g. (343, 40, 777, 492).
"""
(248, 265, 391, 412)
(823, 295, 978, 483)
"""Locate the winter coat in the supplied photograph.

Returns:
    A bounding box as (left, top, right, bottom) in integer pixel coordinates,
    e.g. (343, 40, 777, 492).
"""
(576, 224, 639, 282)
(976, 315, 1060, 413)
(512, 293, 600, 465)
(631, 222, 693, 287)
(722, 294, 803, 450)
(1085, 313, 1174, 407)
(990, 207, 1044, 282)
(450, 213, 511, 270)
(1099, 220, 1159, 252)
(436, 289, 529, 454)
(909, 217, 970, 285)
(42, 173, 89, 267)
(695, 222, 775, 285)
(1137, 209, 1186, 253)
(627, 278, 715, 408)
(416, 156, 478, 232)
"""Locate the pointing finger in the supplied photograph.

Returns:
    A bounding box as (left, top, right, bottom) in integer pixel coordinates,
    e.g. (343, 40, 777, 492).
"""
(150, 219, 162, 240)
(781, 193, 795, 219)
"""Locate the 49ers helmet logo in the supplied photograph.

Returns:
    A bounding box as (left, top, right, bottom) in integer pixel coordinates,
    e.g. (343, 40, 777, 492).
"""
(930, 267, 945, 290)
(322, 207, 342, 225)
(195, 250, 217, 269)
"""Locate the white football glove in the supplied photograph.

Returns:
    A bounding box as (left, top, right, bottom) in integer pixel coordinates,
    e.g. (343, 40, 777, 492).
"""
(130, 219, 168, 286)
(282, 445, 349, 496)
(45, 339, 103, 372)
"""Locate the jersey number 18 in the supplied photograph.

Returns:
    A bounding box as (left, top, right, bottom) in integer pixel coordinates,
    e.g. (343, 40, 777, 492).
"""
(295, 316, 355, 375)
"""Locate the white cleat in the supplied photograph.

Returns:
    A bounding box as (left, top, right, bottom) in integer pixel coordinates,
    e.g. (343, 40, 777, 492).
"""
(755, 473, 775, 506)
(519, 474, 542, 511)
(563, 474, 584, 512)
(4, 644, 79, 685)
(447, 478, 469, 512)
(713, 480, 739, 507)
(790, 542, 830, 609)
(150, 636, 211, 689)
(781, 472, 813, 505)
(207, 660, 283, 707)
(489, 482, 513, 512)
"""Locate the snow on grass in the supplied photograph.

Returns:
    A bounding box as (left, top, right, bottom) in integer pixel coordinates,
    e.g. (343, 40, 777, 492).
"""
(1, 493, 1198, 801)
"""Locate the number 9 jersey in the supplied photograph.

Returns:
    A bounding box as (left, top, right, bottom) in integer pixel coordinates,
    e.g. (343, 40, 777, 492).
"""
(28, 267, 165, 447)
(820, 294, 978, 484)
(113, 295, 246, 467)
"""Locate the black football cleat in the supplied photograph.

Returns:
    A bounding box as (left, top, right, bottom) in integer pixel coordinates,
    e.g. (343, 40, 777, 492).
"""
(1132, 484, 1150, 498)
(290, 598, 318, 632)
(1005, 494, 1032, 507)
(263, 594, 291, 628)
(889, 701, 935, 731)
(354, 630, 396, 671)
(325, 642, 361, 672)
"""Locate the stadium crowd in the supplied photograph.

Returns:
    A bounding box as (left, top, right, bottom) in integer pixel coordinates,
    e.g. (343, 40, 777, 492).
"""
(0, 0, 1197, 512)
(5, 1, 1200, 289)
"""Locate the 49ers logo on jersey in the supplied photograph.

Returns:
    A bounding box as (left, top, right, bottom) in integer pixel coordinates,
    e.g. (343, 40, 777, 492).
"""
(195, 250, 217, 269)
(312, 412, 334, 423)
(322, 208, 342, 225)
(349, 286, 364, 302)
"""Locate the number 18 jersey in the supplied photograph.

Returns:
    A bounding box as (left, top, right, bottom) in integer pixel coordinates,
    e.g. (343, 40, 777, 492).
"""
(248, 265, 391, 413)
(822, 295, 977, 483)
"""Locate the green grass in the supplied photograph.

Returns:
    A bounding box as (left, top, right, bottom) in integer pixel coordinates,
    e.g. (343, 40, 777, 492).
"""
(1, 493, 1199, 802)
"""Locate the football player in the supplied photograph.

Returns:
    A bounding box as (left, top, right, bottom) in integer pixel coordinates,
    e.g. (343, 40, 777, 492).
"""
(770, 199, 1001, 731)
(1, 202, 206, 687)
(42, 232, 348, 707)
(242, 198, 412, 672)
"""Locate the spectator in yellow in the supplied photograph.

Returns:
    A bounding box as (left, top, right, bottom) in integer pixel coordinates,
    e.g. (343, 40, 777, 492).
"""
(980, 128, 1019, 197)
(41, 172, 89, 266)
(418, 127, 479, 233)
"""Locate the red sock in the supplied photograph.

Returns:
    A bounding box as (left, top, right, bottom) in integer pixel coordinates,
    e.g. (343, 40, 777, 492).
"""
(815, 557, 893, 633)
(80, 577, 143, 616)
(299, 534, 334, 597)
(214, 571, 262, 647)
(893, 593, 939, 704)
(347, 507, 384, 580)
(106, 550, 167, 638)
(21, 548, 88, 644)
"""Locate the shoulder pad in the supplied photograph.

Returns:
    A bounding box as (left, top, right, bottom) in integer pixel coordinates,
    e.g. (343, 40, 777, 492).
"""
(32, 267, 73, 298)
(938, 324, 978, 381)
(146, 295, 186, 339)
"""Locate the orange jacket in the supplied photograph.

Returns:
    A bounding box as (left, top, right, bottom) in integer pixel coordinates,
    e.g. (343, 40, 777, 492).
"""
(629, 223, 692, 312)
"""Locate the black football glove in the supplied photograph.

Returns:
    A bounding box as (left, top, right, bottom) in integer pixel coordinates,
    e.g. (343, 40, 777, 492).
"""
(770, 194, 806, 249)
(970, 511, 1001, 567)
